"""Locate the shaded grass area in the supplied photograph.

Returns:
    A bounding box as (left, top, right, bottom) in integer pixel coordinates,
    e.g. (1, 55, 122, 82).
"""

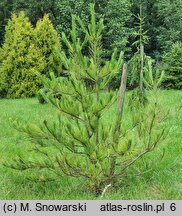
(0, 90, 182, 199)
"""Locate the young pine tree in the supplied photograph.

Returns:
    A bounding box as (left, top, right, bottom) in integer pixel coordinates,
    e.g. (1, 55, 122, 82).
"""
(143, 58, 165, 91)
(9, 5, 168, 196)
(0, 12, 45, 98)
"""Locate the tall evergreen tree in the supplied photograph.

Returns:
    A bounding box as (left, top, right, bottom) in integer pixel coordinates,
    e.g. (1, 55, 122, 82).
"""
(0, 12, 45, 98)
(34, 14, 62, 77)
(128, 6, 149, 105)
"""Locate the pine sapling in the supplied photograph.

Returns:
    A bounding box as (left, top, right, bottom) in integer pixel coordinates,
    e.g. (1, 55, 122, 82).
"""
(7, 4, 169, 197)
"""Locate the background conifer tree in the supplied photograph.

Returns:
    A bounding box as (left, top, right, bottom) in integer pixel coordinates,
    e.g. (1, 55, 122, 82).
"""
(0, 12, 45, 98)
(34, 14, 62, 77)
(131, 6, 148, 88)
(128, 6, 149, 105)
(162, 42, 182, 89)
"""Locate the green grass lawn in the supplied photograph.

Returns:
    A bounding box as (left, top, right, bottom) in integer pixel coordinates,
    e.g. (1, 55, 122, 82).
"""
(0, 90, 182, 200)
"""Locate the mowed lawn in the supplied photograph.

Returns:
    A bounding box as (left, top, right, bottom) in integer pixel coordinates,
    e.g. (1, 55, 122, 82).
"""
(0, 90, 182, 200)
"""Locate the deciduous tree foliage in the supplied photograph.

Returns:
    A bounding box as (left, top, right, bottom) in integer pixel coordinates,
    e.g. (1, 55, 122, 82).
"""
(56, 0, 88, 37)
(0, 0, 14, 44)
(104, 0, 132, 58)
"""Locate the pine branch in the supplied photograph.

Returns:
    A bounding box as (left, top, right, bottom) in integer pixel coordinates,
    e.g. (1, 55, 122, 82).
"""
(114, 149, 149, 179)
(57, 106, 85, 123)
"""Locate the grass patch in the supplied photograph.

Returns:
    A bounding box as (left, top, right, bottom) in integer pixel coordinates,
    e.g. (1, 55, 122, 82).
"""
(0, 90, 182, 199)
